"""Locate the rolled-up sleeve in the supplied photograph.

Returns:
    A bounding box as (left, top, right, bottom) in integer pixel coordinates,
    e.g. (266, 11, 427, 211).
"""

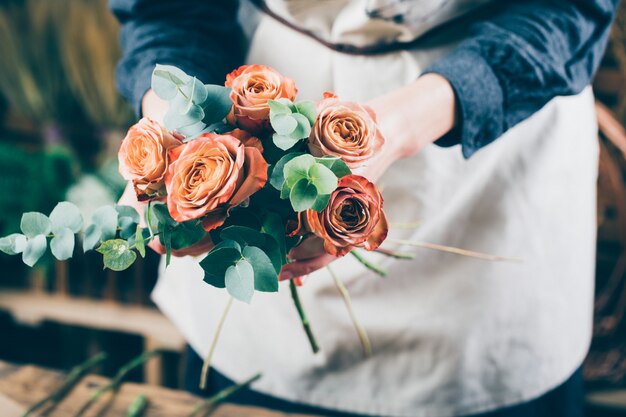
(110, 0, 243, 115)
(425, 0, 619, 158)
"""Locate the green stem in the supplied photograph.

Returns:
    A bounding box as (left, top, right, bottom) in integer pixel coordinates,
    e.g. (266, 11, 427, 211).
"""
(386, 238, 523, 262)
(327, 266, 372, 357)
(126, 394, 148, 417)
(188, 373, 262, 417)
(374, 248, 415, 260)
(199, 297, 234, 390)
(350, 251, 387, 277)
(289, 280, 320, 354)
(21, 352, 108, 417)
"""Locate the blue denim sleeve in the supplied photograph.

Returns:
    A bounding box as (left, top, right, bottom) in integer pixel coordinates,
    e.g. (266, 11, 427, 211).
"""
(109, 0, 243, 116)
(425, 0, 619, 158)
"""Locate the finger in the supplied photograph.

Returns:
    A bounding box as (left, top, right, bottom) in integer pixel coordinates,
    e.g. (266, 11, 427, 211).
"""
(279, 253, 336, 281)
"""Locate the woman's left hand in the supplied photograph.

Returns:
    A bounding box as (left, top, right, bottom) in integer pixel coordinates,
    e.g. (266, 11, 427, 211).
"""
(279, 73, 457, 281)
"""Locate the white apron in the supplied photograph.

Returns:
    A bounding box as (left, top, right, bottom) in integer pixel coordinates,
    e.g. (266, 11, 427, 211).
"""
(153, 1, 598, 416)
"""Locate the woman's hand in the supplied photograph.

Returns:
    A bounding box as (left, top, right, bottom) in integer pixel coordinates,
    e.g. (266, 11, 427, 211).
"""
(279, 73, 457, 281)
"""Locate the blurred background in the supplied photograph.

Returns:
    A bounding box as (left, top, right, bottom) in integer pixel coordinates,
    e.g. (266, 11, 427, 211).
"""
(0, 0, 625, 414)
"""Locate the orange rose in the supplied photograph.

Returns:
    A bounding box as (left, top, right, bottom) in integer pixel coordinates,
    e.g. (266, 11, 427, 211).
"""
(118, 117, 182, 200)
(226, 65, 297, 133)
(291, 174, 388, 257)
(165, 132, 268, 230)
(308, 96, 384, 169)
(226, 128, 264, 153)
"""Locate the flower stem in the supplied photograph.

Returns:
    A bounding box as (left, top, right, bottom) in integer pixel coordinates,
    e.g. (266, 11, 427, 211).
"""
(75, 351, 159, 417)
(289, 280, 320, 354)
(386, 238, 523, 262)
(199, 297, 234, 390)
(327, 266, 372, 357)
(126, 394, 148, 417)
(350, 250, 387, 277)
(188, 373, 262, 417)
(21, 352, 108, 417)
(374, 248, 415, 260)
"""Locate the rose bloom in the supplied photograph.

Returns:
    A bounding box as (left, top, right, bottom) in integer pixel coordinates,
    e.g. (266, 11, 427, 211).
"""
(226, 64, 297, 132)
(165, 132, 268, 230)
(291, 174, 388, 257)
(118, 117, 182, 199)
(308, 96, 384, 169)
(226, 128, 264, 153)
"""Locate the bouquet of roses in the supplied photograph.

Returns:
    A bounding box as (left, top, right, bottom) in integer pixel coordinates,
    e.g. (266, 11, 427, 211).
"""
(0, 63, 515, 388)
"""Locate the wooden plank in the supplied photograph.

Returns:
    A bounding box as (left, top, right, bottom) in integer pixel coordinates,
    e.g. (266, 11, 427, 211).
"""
(0, 290, 185, 351)
(0, 361, 320, 417)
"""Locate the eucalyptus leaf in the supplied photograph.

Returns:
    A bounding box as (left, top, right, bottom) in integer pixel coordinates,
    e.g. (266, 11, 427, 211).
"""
(22, 234, 47, 267)
(92, 206, 118, 241)
(200, 244, 242, 288)
(316, 156, 351, 178)
(311, 193, 332, 212)
(97, 239, 137, 271)
(119, 217, 137, 240)
(243, 246, 278, 292)
(115, 205, 140, 224)
(225, 259, 255, 303)
(290, 113, 312, 140)
(83, 224, 102, 251)
(170, 221, 205, 250)
(202, 85, 233, 125)
(271, 114, 297, 135)
(273, 134, 302, 151)
(0, 233, 27, 255)
(50, 227, 75, 260)
(135, 225, 146, 258)
(270, 153, 303, 190)
(220, 226, 266, 247)
(283, 154, 315, 187)
(177, 120, 207, 138)
(268, 99, 293, 116)
(290, 178, 318, 212)
(50, 202, 83, 233)
(309, 163, 338, 195)
(21, 212, 51, 238)
(295, 101, 317, 125)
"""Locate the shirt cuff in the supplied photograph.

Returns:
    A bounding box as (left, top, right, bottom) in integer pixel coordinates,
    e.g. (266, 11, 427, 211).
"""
(424, 47, 505, 158)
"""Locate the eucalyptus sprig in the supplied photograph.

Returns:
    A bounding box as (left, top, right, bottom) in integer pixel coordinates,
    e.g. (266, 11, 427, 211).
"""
(268, 99, 317, 150)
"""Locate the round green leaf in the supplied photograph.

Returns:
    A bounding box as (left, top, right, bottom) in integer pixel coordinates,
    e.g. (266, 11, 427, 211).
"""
(83, 224, 102, 252)
(273, 134, 301, 151)
(284, 154, 315, 187)
(135, 225, 146, 258)
(50, 227, 75, 260)
(0, 233, 27, 255)
(268, 99, 293, 116)
(21, 212, 51, 238)
(22, 234, 47, 267)
(289, 113, 312, 140)
(202, 85, 233, 125)
(311, 193, 331, 212)
(177, 120, 207, 137)
(290, 178, 318, 212)
(270, 153, 303, 190)
(243, 246, 279, 293)
(50, 202, 83, 234)
(119, 217, 137, 240)
(97, 239, 137, 271)
(225, 259, 255, 303)
(271, 114, 297, 135)
(309, 163, 338, 195)
(92, 206, 118, 241)
(295, 101, 317, 125)
(315, 156, 352, 178)
(200, 244, 242, 288)
(115, 205, 140, 224)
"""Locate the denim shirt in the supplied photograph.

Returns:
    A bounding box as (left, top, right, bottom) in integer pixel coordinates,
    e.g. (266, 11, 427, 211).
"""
(110, 0, 619, 157)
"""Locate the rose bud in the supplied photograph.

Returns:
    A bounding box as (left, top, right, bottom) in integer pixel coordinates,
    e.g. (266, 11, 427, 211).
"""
(165, 132, 268, 230)
(308, 96, 384, 169)
(118, 117, 182, 200)
(291, 174, 388, 257)
(225, 64, 297, 133)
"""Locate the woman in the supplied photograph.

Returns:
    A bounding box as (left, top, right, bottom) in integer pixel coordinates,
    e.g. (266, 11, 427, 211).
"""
(111, 1, 618, 416)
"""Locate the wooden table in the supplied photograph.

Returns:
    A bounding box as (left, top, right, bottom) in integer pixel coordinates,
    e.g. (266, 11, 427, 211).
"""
(0, 361, 321, 417)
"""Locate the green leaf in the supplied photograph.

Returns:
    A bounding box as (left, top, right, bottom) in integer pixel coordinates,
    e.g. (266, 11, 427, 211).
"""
(50, 227, 75, 260)
(272, 134, 302, 151)
(243, 246, 278, 292)
(316, 156, 352, 178)
(115, 205, 140, 224)
(151, 65, 190, 100)
(295, 101, 317, 124)
(170, 221, 205, 250)
(190, 77, 208, 104)
(202, 85, 233, 125)
(311, 193, 331, 212)
(268, 99, 293, 116)
(83, 224, 102, 252)
(92, 206, 118, 241)
(97, 239, 137, 271)
(50, 202, 83, 233)
(135, 225, 146, 258)
(225, 259, 255, 303)
(309, 163, 338, 195)
(177, 120, 207, 138)
(152, 203, 177, 227)
(290, 113, 312, 140)
(119, 217, 137, 240)
(283, 154, 315, 187)
(220, 226, 266, 247)
(162, 227, 172, 267)
(271, 114, 297, 135)
(270, 153, 303, 190)
(280, 182, 290, 199)
(0, 233, 27, 255)
(22, 235, 47, 267)
(200, 242, 242, 288)
(261, 213, 287, 261)
(20, 212, 51, 238)
(164, 108, 205, 130)
(290, 178, 318, 212)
